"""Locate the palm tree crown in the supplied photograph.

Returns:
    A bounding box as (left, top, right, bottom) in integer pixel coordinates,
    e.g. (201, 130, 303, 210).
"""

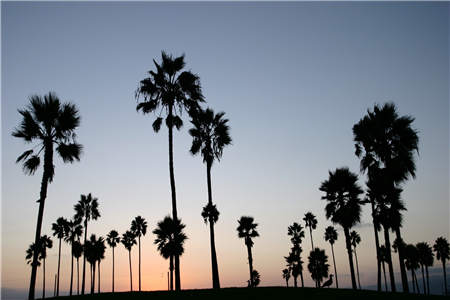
(74, 193, 100, 224)
(106, 230, 120, 248)
(153, 216, 188, 259)
(121, 231, 137, 251)
(350, 231, 361, 248)
(287, 222, 305, 245)
(434, 237, 450, 263)
(308, 248, 329, 286)
(52, 217, 69, 239)
(303, 213, 317, 231)
(131, 216, 147, 238)
(324, 226, 338, 245)
(237, 216, 259, 247)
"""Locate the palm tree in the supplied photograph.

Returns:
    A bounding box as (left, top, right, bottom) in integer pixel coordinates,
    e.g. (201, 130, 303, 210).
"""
(308, 248, 329, 288)
(26, 242, 42, 268)
(51, 217, 68, 296)
(353, 103, 419, 293)
(136, 51, 204, 290)
(13, 92, 82, 300)
(237, 216, 259, 287)
(249, 270, 260, 287)
(417, 242, 433, 295)
(84, 234, 97, 294)
(324, 226, 339, 288)
(122, 230, 137, 292)
(106, 230, 120, 293)
(96, 236, 106, 293)
(153, 216, 188, 291)
(282, 268, 290, 287)
(350, 230, 362, 289)
(433, 237, 449, 295)
(74, 193, 100, 295)
(405, 244, 420, 293)
(303, 212, 317, 251)
(319, 167, 363, 290)
(72, 240, 83, 295)
(64, 219, 83, 296)
(39, 235, 53, 299)
(131, 216, 147, 292)
(379, 245, 389, 291)
(189, 107, 232, 289)
(286, 222, 305, 287)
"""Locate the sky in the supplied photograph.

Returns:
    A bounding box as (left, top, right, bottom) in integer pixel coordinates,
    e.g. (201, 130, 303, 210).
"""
(2, 1, 449, 297)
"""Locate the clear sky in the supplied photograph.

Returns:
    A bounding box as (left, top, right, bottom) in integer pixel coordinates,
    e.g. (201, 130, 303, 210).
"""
(2, 1, 449, 296)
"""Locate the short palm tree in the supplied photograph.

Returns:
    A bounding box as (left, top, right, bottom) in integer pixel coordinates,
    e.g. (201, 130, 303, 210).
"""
(319, 167, 363, 290)
(106, 230, 120, 293)
(96, 236, 106, 293)
(131, 216, 147, 292)
(51, 217, 68, 297)
(64, 219, 83, 296)
(84, 235, 97, 294)
(287, 222, 305, 287)
(433, 237, 449, 295)
(303, 212, 317, 251)
(282, 268, 290, 287)
(405, 244, 421, 293)
(324, 226, 339, 288)
(74, 193, 100, 295)
(350, 230, 362, 289)
(13, 92, 82, 300)
(136, 51, 204, 290)
(308, 248, 329, 288)
(379, 245, 389, 291)
(237, 216, 259, 287)
(417, 242, 433, 295)
(249, 270, 260, 287)
(189, 107, 232, 289)
(122, 230, 137, 291)
(153, 216, 188, 291)
(72, 240, 83, 295)
(39, 235, 53, 299)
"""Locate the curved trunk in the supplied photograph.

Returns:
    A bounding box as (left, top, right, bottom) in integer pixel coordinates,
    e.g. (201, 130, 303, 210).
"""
(70, 248, 74, 296)
(331, 243, 338, 288)
(394, 227, 409, 293)
(206, 162, 220, 289)
(382, 261, 388, 291)
(81, 220, 88, 295)
(129, 250, 133, 291)
(354, 247, 361, 289)
(246, 242, 254, 287)
(344, 227, 357, 290)
(112, 247, 115, 293)
(138, 236, 141, 292)
(42, 258, 46, 299)
(421, 264, 426, 294)
(56, 238, 61, 296)
(443, 259, 448, 295)
(383, 226, 396, 292)
(370, 200, 382, 291)
(28, 142, 52, 300)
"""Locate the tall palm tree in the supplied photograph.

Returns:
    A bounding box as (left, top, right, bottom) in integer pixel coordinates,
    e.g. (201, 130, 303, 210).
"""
(308, 248, 329, 288)
(287, 222, 305, 287)
(237, 216, 259, 287)
(51, 217, 68, 296)
(153, 216, 188, 291)
(433, 237, 449, 295)
(39, 235, 53, 299)
(319, 167, 363, 290)
(106, 230, 120, 293)
(136, 51, 204, 290)
(74, 193, 100, 295)
(131, 216, 147, 292)
(420, 242, 434, 295)
(350, 230, 362, 289)
(13, 92, 82, 300)
(72, 240, 83, 295)
(84, 234, 97, 295)
(303, 212, 317, 251)
(122, 230, 137, 292)
(405, 244, 421, 293)
(64, 219, 83, 296)
(96, 236, 106, 294)
(379, 245, 389, 291)
(189, 107, 232, 289)
(324, 226, 339, 288)
(353, 102, 419, 293)
(417, 242, 433, 295)
(282, 268, 290, 287)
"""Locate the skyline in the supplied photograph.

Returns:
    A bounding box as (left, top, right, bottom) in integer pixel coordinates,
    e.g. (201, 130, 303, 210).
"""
(2, 1, 449, 298)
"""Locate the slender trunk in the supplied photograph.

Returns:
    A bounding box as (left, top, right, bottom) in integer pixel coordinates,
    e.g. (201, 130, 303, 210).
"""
(382, 261, 388, 291)
(169, 255, 174, 291)
(28, 142, 52, 300)
(206, 162, 220, 289)
(442, 259, 447, 295)
(42, 258, 46, 299)
(286, 279, 288, 287)
(293, 276, 297, 288)
(91, 263, 96, 295)
(112, 247, 115, 293)
(394, 227, 409, 293)
(425, 266, 430, 295)
(138, 236, 141, 292)
(421, 264, 426, 294)
(331, 243, 338, 288)
(77, 257, 79, 295)
(354, 247, 361, 289)
(383, 226, 396, 292)
(370, 200, 382, 292)
(246, 242, 254, 287)
(70, 248, 74, 296)
(98, 261, 100, 293)
(411, 270, 415, 293)
(344, 227, 357, 290)
(309, 227, 314, 251)
(414, 270, 420, 294)
(56, 238, 61, 296)
(300, 270, 304, 287)
(81, 220, 88, 295)
(129, 250, 133, 291)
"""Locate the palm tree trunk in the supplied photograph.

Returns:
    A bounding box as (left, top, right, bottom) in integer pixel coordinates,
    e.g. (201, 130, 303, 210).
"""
(442, 259, 447, 295)
(309, 227, 314, 251)
(28, 143, 52, 300)
(354, 247, 361, 289)
(112, 247, 115, 293)
(344, 227, 357, 290)
(82, 220, 88, 295)
(98, 261, 101, 293)
(43, 258, 46, 299)
(92, 263, 96, 295)
(57, 237, 61, 296)
(383, 226, 396, 292)
(129, 250, 133, 291)
(411, 269, 415, 293)
(70, 249, 74, 296)
(138, 236, 141, 292)
(331, 243, 338, 288)
(246, 243, 254, 287)
(286, 279, 288, 287)
(425, 266, 430, 295)
(370, 199, 382, 292)
(169, 255, 174, 291)
(77, 257, 80, 295)
(394, 227, 409, 293)
(293, 276, 297, 288)
(421, 264, 426, 294)
(300, 270, 304, 287)
(206, 162, 220, 289)
(382, 261, 388, 291)
(414, 270, 420, 294)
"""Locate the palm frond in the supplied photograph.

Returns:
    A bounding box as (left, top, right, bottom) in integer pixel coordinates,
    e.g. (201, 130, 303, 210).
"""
(56, 143, 82, 163)
(23, 155, 41, 175)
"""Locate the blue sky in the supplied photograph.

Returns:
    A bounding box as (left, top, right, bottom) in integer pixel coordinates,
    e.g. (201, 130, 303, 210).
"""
(2, 1, 449, 295)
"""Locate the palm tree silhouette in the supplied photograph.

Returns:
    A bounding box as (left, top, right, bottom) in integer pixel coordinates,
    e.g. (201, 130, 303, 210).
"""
(106, 230, 120, 293)
(319, 167, 363, 290)
(286, 222, 305, 287)
(96, 236, 106, 293)
(136, 51, 204, 290)
(72, 240, 83, 295)
(39, 235, 52, 299)
(324, 226, 339, 288)
(417, 242, 433, 295)
(303, 212, 317, 251)
(122, 230, 137, 291)
(13, 92, 82, 300)
(350, 230, 362, 289)
(84, 234, 98, 294)
(153, 216, 188, 291)
(189, 107, 232, 289)
(74, 193, 100, 295)
(131, 216, 147, 292)
(308, 248, 329, 288)
(353, 103, 419, 293)
(51, 217, 68, 296)
(249, 270, 260, 287)
(282, 268, 290, 287)
(433, 237, 449, 295)
(379, 245, 389, 291)
(64, 219, 83, 296)
(405, 244, 421, 293)
(237, 216, 259, 287)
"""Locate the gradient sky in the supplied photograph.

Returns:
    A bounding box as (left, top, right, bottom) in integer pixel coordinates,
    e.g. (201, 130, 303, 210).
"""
(2, 1, 449, 296)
